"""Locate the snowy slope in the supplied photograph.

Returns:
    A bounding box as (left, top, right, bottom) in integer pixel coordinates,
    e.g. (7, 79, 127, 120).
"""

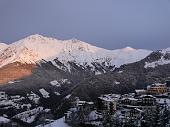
(145, 48, 170, 68)
(0, 116, 10, 123)
(36, 117, 70, 127)
(0, 34, 152, 69)
(0, 43, 8, 51)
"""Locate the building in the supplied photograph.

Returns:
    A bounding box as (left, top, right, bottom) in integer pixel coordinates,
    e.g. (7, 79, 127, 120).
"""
(138, 95, 156, 106)
(166, 80, 170, 93)
(97, 94, 120, 112)
(166, 80, 170, 88)
(0, 91, 7, 100)
(147, 83, 167, 94)
(27, 92, 40, 104)
(121, 97, 138, 106)
(65, 98, 94, 124)
(156, 95, 170, 110)
(121, 93, 135, 98)
(121, 108, 143, 120)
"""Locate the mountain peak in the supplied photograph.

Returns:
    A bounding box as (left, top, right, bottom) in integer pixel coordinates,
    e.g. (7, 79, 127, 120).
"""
(27, 34, 44, 38)
(20, 34, 60, 44)
(0, 43, 8, 51)
(161, 47, 170, 54)
(0, 35, 152, 68)
(69, 38, 80, 43)
(23, 34, 48, 41)
(122, 46, 136, 52)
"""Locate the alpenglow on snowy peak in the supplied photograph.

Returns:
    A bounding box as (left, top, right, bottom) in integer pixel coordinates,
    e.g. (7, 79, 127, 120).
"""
(0, 34, 152, 69)
(0, 43, 8, 51)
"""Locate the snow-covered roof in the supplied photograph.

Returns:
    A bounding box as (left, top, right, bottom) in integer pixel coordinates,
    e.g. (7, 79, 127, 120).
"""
(99, 94, 120, 102)
(86, 102, 94, 105)
(77, 101, 86, 106)
(156, 98, 170, 106)
(154, 83, 166, 86)
(0, 91, 5, 94)
(98, 96, 114, 102)
(147, 83, 166, 89)
(39, 88, 50, 98)
(121, 97, 138, 101)
(50, 80, 60, 87)
(65, 94, 71, 99)
(135, 108, 143, 113)
(37, 117, 70, 127)
(135, 89, 146, 93)
(140, 95, 156, 98)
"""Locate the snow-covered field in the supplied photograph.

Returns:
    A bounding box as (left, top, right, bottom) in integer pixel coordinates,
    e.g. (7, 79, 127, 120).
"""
(37, 117, 70, 127)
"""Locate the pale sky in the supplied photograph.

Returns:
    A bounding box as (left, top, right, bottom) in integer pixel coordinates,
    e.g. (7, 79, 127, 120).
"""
(0, 0, 170, 50)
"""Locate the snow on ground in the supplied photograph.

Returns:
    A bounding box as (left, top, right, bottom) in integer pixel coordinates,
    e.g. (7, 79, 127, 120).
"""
(0, 100, 15, 106)
(0, 116, 10, 123)
(37, 117, 70, 127)
(50, 79, 71, 87)
(0, 43, 8, 52)
(58, 79, 71, 84)
(27, 92, 40, 104)
(118, 70, 123, 73)
(54, 92, 61, 96)
(156, 98, 170, 110)
(88, 110, 102, 121)
(95, 71, 102, 75)
(114, 81, 120, 85)
(145, 48, 170, 68)
(39, 88, 50, 98)
(145, 56, 170, 68)
(65, 94, 71, 99)
(98, 94, 121, 102)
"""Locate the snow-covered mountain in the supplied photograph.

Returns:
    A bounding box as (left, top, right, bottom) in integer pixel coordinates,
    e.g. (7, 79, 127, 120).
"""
(0, 43, 8, 51)
(144, 48, 170, 68)
(0, 34, 152, 71)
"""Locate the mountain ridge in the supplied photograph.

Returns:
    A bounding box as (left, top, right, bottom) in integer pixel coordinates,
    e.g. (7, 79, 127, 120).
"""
(0, 34, 152, 69)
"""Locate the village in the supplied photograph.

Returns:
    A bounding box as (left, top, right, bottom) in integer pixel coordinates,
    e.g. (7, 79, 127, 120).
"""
(0, 90, 53, 126)
(0, 80, 169, 127)
(64, 81, 170, 127)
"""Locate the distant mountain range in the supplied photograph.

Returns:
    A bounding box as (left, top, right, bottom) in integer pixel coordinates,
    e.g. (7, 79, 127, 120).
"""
(0, 35, 152, 68)
(0, 34, 170, 101)
(0, 34, 151, 73)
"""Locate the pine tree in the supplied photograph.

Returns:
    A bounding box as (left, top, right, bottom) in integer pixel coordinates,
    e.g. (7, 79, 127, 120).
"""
(158, 105, 170, 127)
(141, 106, 159, 127)
(102, 111, 114, 127)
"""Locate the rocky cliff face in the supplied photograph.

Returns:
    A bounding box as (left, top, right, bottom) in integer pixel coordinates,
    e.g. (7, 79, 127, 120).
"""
(0, 62, 35, 84)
